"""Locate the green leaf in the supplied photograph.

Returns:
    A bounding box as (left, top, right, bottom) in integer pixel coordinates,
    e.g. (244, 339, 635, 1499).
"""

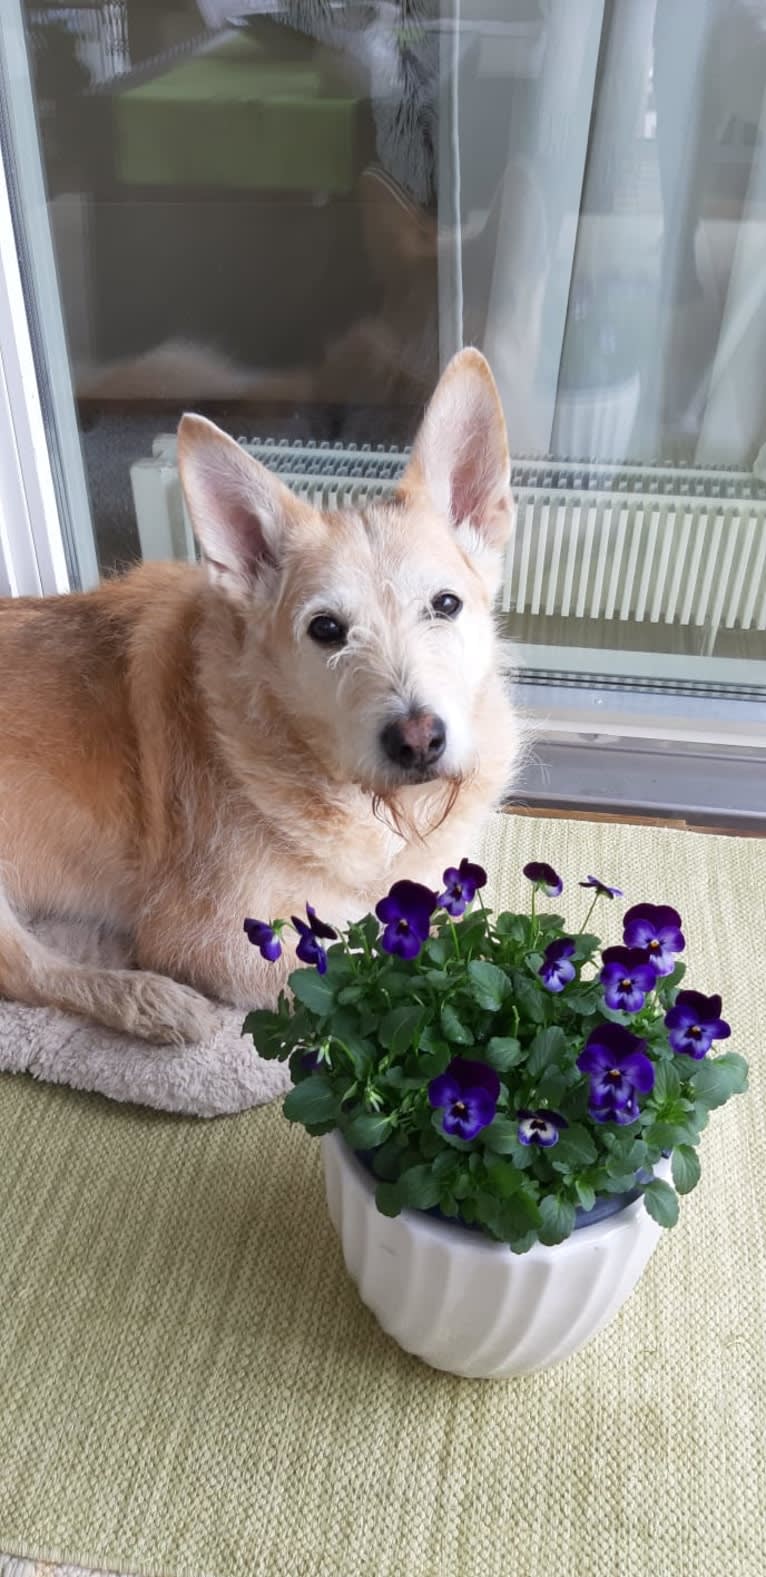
(371, 1135, 407, 1180)
(511, 974, 546, 1024)
(485, 1160, 522, 1199)
(289, 970, 336, 1016)
(538, 1194, 577, 1246)
(282, 1077, 338, 1126)
(552, 1123, 597, 1167)
(426, 937, 449, 966)
(690, 1053, 748, 1110)
(562, 985, 603, 1016)
(671, 1144, 701, 1195)
(652, 1061, 681, 1104)
(304, 1118, 337, 1137)
(323, 948, 354, 982)
(575, 1179, 596, 1212)
(527, 1026, 568, 1077)
(536, 914, 565, 935)
(346, 914, 380, 950)
(331, 1033, 373, 1080)
(534, 1068, 570, 1107)
(241, 1009, 290, 1058)
(473, 1191, 507, 1239)
(418, 1025, 450, 1058)
(642, 1178, 679, 1227)
(485, 1036, 523, 1071)
(505, 1190, 544, 1234)
(375, 1179, 404, 1217)
(621, 1138, 648, 1171)
(378, 1005, 424, 1057)
(508, 1230, 540, 1255)
(424, 970, 452, 988)
(482, 1117, 520, 1154)
(495, 912, 528, 941)
(398, 1164, 442, 1210)
(573, 933, 600, 961)
(337, 984, 364, 1005)
(440, 1002, 473, 1045)
(604, 1172, 639, 1194)
(467, 960, 510, 1012)
(342, 1112, 392, 1150)
(644, 1120, 688, 1151)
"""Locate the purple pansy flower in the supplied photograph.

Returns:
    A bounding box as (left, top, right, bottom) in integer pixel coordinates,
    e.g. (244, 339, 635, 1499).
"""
(580, 876, 623, 899)
(291, 904, 337, 975)
(428, 1057, 500, 1140)
(438, 857, 488, 917)
(517, 1109, 568, 1148)
(623, 903, 685, 976)
(577, 1023, 655, 1124)
(243, 917, 282, 963)
(523, 861, 563, 898)
(664, 990, 731, 1058)
(376, 880, 437, 959)
(539, 937, 576, 993)
(600, 946, 656, 1013)
(301, 1048, 322, 1072)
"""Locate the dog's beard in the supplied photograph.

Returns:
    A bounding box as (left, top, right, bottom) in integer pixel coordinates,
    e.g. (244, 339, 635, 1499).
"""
(369, 772, 469, 845)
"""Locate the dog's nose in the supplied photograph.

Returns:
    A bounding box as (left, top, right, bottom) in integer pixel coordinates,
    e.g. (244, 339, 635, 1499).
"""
(381, 711, 447, 772)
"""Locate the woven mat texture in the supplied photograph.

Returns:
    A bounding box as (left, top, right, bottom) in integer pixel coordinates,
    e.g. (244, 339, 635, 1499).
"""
(0, 814, 763, 1577)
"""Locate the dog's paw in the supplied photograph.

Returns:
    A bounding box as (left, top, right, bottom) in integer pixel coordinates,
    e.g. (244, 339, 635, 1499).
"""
(123, 974, 224, 1045)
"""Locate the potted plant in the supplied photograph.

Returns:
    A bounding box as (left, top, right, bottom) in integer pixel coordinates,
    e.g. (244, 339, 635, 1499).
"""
(242, 858, 747, 1380)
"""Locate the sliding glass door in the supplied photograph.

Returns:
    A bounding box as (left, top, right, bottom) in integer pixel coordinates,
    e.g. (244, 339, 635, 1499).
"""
(1, 1, 764, 799)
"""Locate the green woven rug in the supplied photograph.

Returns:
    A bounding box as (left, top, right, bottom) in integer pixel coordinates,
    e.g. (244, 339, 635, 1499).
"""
(1, 815, 763, 1577)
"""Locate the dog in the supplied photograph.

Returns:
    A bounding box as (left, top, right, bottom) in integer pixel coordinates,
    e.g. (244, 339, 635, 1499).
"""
(0, 349, 520, 1044)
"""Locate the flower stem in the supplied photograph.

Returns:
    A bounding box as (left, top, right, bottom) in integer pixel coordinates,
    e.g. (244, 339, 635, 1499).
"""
(578, 893, 599, 936)
(447, 917, 461, 960)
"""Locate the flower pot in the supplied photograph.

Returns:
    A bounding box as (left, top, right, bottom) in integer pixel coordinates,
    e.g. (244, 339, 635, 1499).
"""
(552, 372, 640, 463)
(322, 1132, 671, 1380)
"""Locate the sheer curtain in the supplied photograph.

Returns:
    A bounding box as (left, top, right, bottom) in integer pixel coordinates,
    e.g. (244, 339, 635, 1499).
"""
(459, 0, 766, 470)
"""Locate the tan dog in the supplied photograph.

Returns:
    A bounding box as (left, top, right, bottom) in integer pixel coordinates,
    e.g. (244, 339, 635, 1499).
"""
(0, 350, 520, 1044)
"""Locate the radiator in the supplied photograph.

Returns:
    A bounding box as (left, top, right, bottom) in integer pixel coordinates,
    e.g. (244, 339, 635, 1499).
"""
(130, 438, 766, 652)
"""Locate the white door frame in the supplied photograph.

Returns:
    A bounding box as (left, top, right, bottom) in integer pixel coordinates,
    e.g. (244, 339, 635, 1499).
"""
(0, 0, 98, 596)
(0, 141, 70, 596)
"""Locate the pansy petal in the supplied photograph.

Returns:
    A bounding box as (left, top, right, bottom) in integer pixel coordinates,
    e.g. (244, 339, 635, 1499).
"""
(428, 1073, 462, 1109)
(459, 857, 487, 885)
(523, 861, 563, 897)
(306, 903, 337, 940)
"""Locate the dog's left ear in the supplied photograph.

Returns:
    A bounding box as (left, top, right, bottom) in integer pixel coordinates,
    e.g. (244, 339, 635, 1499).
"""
(401, 348, 513, 589)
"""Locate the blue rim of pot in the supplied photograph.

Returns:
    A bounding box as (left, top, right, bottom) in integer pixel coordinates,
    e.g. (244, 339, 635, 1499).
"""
(351, 1142, 668, 1234)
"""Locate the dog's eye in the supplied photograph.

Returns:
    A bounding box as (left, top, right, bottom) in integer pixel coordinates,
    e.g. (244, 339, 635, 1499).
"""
(308, 614, 347, 646)
(431, 592, 463, 619)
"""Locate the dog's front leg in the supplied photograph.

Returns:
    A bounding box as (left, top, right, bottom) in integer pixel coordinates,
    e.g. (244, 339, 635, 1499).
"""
(134, 895, 289, 1014)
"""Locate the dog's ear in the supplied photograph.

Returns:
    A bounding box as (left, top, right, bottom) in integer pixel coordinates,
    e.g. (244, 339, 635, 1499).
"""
(401, 348, 513, 582)
(178, 414, 307, 598)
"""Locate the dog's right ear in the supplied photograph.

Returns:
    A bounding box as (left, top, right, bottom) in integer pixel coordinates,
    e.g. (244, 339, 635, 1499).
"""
(178, 414, 307, 599)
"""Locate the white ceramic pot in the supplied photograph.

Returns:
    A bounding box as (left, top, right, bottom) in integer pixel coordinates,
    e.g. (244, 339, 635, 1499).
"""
(322, 1132, 670, 1380)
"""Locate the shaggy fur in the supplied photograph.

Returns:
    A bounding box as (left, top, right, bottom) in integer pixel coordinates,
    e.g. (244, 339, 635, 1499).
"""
(0, 350, 520, 1043)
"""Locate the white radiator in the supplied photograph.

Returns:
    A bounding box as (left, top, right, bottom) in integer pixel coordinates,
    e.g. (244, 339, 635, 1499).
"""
(130, 439, 766, 652)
